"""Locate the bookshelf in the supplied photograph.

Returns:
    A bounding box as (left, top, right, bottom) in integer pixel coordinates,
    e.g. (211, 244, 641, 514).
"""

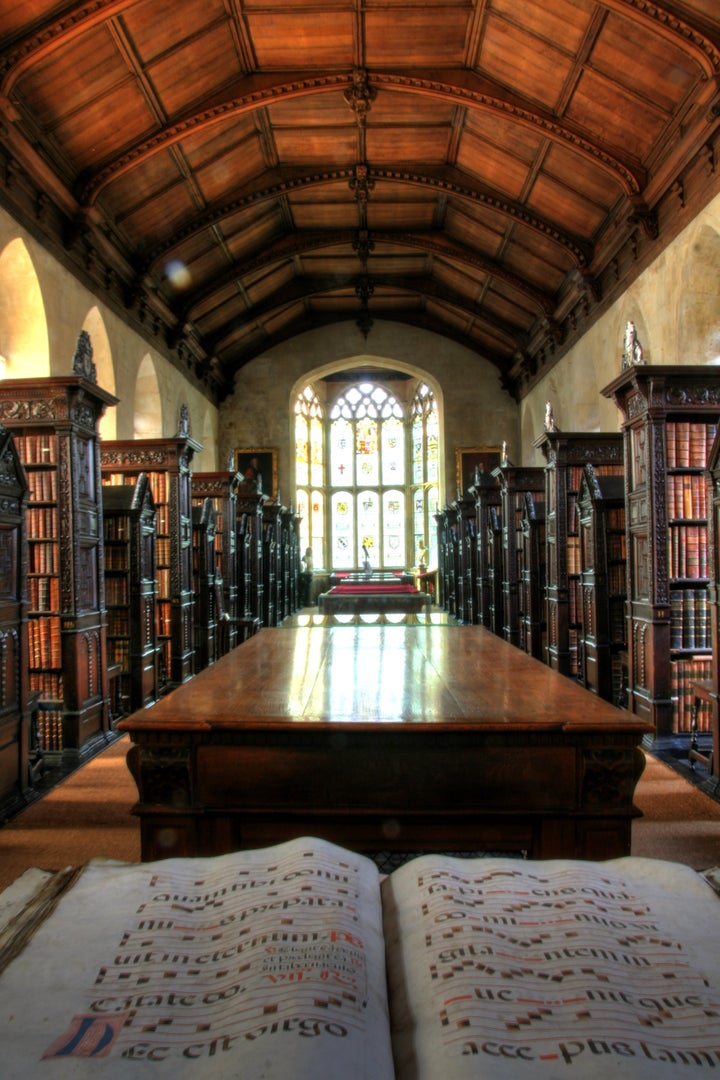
(577, 465, 628, 708)
(0, 424, 31, 814)
(280, 505, 301, 620)
(534, 431, 624, 679)
(491, 464, 545, 647)
(0, 363, 118, 766)
(519, 490, 545, 659)
(102, 474, 157, 716)
(602, 365, 720, 738)
(485, 504, 504, 637)
(192, 497, 218, 671)
(100, 419, 202, 690)
(700, 428, 720, 793)
(192, 469, 242, 654)
(237, 485, 266, 629)
(467, 473, 501, 632)
(262, 501, 283, 627)
(453, 494, 477, 624)
(435, 507, 457, 617)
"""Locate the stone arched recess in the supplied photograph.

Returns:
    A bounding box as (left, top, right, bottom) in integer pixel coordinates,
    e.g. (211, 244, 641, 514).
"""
(0, 237, 49, 378)
(82, 306, 117, 439)
(678, 222, 720, 364)
(133, 355, 163, 438)
(199, 406, 218, 471)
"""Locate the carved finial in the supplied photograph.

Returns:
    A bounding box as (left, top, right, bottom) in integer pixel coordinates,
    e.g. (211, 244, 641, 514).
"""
(228, 449, 236, 472)
(177, 403, 189, 436)
(501, 441, 508, 466)
(622, 320, 645, 370)
(72, 329, 97, 382)
(544, 400, 558, 432)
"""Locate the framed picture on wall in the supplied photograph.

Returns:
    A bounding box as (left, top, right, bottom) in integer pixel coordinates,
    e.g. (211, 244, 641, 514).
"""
(455, 446, 502, 496)
(235, 447, 278, 498)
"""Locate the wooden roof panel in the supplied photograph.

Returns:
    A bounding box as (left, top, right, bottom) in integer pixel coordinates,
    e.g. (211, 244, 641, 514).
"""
(457, 132, 536, 202)
(590, 11, 700, 114)
(566, 69, 668, 159)
(121, 0, 231, 62)
(13, 25, 128, 126)
(145, 24, 244, 117)
(272, 126, 358, 166)
(477, 10, 577, 110)
(363, 6, 469, 67)
(244, 10, 355, 68)
(367, 126, 452, 166)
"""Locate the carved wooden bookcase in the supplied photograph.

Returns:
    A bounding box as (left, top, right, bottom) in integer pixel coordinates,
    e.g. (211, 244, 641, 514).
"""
(577, 465, 628, 708)
(237, 484, 266, 630)
(101, 424, 202, 691)
(262, 501, 283, 627)
(485, 504, 504, 637)
(0, 424, 31, 814)
(520, 490, 545, 659)
(491, 464, 545, 648)
(699, 428, 720, 793)
(192, 497, 218, 671)
(279, 505, 301, 621)
(602, 365, 720, 738)
(192, 469, 242, 653)
(534, 431, 624, 680)
(468, 474, 502, 631)
(102, 474, 157, 716)
(435, 505, 463, 619)
(453, 494, 477, 624)
(0, 371, 117, 766)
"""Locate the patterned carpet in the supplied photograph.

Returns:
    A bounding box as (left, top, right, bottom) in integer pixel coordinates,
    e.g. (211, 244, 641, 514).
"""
(0, 735, 718, 893)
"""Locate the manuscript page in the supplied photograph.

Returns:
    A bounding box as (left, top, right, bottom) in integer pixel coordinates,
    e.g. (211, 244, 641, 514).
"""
(0, 837, 392, 1079)
(382, 855, 720, 1079)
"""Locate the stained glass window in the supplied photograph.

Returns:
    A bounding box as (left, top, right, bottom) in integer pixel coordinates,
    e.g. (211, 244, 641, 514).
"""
(295, 380, 437, 571)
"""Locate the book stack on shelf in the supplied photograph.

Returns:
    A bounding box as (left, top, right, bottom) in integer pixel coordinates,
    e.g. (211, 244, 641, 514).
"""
(101, 474, 157, 717)
(491, 463, 545, 649)
(577, 465, 628, 708)
(451, 493, 477, 624)
(191, 496, 218, 671)
(467, 473, 502, 632)
(0, 424, 31, 816)
(236, 485, 266, 629)
(519, 489, 545, 659)
(191, 469, 243, 653)
(534, 431, 624, 681)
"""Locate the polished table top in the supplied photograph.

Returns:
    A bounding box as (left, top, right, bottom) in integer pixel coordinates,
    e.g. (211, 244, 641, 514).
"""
(119, 625, 652, 737)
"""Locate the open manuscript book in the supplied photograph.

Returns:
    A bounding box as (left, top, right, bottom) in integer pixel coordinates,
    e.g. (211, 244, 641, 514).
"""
(0, 836, 719, 1078)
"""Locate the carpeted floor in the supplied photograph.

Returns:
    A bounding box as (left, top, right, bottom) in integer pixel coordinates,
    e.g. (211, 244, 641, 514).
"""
(0, 736, 718, 893)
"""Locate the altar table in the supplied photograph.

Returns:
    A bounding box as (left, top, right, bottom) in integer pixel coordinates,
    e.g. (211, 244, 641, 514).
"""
(118, 625, 652, 862)
(318, 582, 431, 615)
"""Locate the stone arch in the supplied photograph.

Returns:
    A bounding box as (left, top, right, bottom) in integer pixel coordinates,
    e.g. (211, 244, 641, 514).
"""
(678, 222, 720, 364)
(199, 406, 217, 470)
(0, 237, 49, 377)
(82, 307, 116, 438)
(133, 354, 163, 437)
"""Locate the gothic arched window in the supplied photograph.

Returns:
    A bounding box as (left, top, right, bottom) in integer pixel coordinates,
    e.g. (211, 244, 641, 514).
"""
(294, 379, 439, 571)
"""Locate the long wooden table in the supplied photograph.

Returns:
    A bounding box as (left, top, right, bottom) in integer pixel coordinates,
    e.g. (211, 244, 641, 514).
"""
(118, 625, 652, 862)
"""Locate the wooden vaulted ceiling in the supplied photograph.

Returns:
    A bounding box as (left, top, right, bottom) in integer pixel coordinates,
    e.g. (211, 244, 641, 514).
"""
(0, 1, 719, 403)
